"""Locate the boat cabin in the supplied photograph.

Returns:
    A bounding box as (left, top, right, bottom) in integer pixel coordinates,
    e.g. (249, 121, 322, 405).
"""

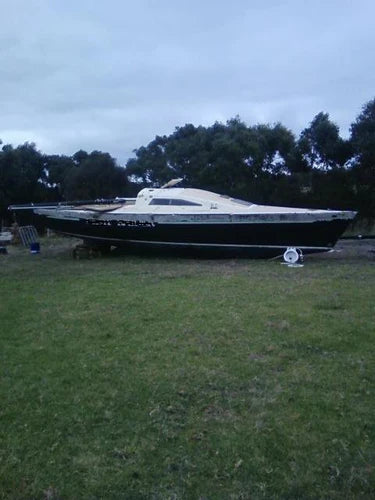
(134, 187, 254, 211)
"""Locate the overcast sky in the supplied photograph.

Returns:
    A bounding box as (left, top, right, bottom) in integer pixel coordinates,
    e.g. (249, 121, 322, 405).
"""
(1, 0, 374, 164)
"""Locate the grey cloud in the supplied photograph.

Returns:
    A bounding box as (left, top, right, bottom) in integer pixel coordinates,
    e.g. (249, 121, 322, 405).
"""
(1, 0, 374, 162)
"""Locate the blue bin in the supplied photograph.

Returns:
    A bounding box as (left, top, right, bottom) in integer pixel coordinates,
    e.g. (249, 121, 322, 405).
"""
(30, 242, 40, 254)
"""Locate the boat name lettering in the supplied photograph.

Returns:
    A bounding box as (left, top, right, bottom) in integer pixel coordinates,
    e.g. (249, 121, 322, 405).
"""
(86, 219, 155, 228)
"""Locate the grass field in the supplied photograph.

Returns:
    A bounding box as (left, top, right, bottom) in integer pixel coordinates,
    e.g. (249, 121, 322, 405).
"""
(0, 238, 374, 499)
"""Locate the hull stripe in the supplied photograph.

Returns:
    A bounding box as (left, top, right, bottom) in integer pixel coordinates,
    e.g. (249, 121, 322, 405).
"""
(47, 215, 349, 224)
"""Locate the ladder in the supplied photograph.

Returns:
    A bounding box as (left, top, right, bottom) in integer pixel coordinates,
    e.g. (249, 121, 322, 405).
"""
(18, 226, 39, 247)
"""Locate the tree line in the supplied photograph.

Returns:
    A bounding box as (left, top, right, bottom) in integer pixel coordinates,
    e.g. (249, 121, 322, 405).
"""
(1, 97, 375, 225)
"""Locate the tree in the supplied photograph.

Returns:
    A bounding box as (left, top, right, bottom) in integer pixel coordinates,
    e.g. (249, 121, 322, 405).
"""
(298, 112, 352, 171)
(290, 112, 357, 211)
(126, 118, 298, 204)
(0, 142, 47, 221)
(350, 98, 375, 217)
(126, 136, 170, 186)
(63, 151, 128, 200)
(43, 154, 75, 200)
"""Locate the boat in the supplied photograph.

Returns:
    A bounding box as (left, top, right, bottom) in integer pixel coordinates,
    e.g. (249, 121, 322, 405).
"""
(9, 179, 356, 261)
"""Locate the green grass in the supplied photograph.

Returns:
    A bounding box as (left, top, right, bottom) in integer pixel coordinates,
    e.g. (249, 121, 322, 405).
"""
(0, 238, 374, 499)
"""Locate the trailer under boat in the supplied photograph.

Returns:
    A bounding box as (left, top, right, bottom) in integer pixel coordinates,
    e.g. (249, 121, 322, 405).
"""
(9, 179, 357, 262)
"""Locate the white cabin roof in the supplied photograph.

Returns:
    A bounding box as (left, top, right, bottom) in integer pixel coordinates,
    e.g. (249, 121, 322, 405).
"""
(135, 187, 254, 208)
(109, 187, 333, 215)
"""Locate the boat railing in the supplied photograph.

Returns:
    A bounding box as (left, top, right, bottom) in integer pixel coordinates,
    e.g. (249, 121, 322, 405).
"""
(8, 198, 137, 211)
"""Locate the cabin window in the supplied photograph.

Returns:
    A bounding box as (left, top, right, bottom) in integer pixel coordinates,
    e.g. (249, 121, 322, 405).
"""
(149, 198, 202, 206)
(149, 198, 170, 205)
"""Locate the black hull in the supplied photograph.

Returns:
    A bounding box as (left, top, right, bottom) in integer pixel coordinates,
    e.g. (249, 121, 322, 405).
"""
(39, 214, 350, 257)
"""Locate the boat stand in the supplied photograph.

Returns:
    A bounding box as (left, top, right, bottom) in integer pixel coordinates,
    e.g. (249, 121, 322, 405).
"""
(72, 242, 111, 259)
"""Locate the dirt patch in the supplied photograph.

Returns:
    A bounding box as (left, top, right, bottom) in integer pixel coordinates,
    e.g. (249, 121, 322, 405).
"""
(309, 239, 375, 261)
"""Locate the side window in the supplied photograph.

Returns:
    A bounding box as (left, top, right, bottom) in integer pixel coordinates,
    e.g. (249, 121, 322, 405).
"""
(170, 199, 201, 206)
(149, 198, 171, 205)
(149, 198, 202, 206)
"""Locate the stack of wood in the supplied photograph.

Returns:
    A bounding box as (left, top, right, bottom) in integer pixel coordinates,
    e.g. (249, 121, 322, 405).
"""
(72, 244, 108, 259)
